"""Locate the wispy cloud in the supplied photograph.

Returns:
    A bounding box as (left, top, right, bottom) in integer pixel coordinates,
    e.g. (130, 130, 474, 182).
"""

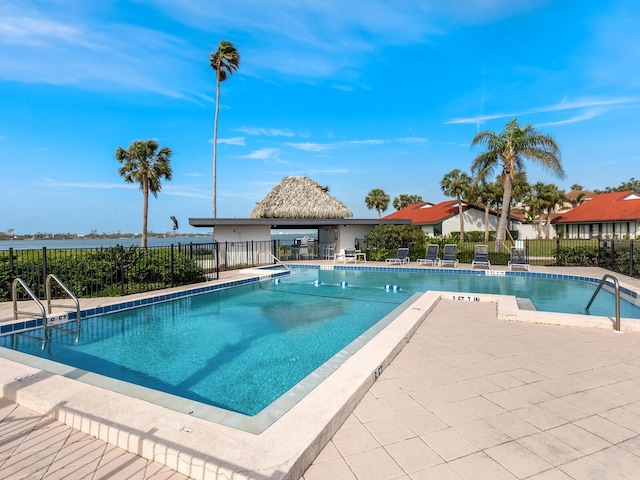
(237, 127, 295, 137)
(307, 168, 349, 175)
(398, 137, 427, 143)
(36, 178, 210, 198)
(218, 136, 246, 145)
(239, 148, 282, 161)
(286, 139, 388, 151)
(446, 96, 640, 126)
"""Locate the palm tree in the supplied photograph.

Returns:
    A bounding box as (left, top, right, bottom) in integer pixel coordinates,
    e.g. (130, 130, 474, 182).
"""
(210, 40, 240, 218)
(526, 182, 549, 239)
(470, 180, 500, 243)
(441, 169, 472, 241)
(542, 184, 565, 239)
(115, 140, 173, 248)
(365, 188, 390, 218)
(471, 118, 564, 250)
(393, 194, 423, 210)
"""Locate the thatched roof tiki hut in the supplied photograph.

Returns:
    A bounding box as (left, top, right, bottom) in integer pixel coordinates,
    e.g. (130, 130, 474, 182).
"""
(251, 176, 353, 219)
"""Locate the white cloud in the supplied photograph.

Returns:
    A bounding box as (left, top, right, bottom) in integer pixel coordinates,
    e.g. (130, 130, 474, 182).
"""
(239, 148, 282, 161)
(446, 96, 640, 126)
(286, 139, 388, 151)
(237, 127, 295, 137)
(218, 136, 246, 145)
(398, 137, 428, 143)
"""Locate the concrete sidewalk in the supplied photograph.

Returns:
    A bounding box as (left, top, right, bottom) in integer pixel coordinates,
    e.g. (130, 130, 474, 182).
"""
(302, 299, 640, 480)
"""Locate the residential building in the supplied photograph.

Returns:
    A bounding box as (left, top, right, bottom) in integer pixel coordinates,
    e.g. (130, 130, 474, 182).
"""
(552, 191, 640, 239)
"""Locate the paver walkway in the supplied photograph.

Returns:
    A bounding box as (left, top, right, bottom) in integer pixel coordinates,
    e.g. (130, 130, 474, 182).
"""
(2, 266, 640, 479)
(302, 300, 640, 480)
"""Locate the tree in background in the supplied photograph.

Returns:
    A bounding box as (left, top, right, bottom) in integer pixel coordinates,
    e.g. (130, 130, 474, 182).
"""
(210, 40, 240, 218)
(471, 118, 564, 250)
(469, 180, 500, 243)
(440, 168, 472, 241)
(115, 140, 173, 248)
(393, 194, 423, 210)
(365, 188, 390, 218)
(597, 177, 640, 193)
(542, 184, 565, 239)
(570, 183, 584, 191)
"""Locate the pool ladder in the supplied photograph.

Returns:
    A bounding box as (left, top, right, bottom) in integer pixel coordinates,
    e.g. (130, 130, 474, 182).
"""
(585, 273, 621, 331)
(12, 274, 81, 346)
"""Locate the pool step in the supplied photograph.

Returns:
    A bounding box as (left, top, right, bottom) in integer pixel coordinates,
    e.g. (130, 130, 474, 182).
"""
(516, 298, 537, 311)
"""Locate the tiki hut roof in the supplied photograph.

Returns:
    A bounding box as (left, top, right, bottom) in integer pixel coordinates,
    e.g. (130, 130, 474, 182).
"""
(250, 176, 353, 219)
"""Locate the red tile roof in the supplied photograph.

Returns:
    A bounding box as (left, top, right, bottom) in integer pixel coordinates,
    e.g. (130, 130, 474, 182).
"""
(383, 200, 481, 224)
(553, 191, 640, 224)
(564, 190, 596, 202)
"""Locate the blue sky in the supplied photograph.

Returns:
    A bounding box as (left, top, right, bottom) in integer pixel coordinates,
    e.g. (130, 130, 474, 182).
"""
(1, 0, 639, 235)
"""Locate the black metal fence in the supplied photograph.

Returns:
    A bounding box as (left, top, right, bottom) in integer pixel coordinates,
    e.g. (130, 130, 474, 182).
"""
(2, 238, 639, 302)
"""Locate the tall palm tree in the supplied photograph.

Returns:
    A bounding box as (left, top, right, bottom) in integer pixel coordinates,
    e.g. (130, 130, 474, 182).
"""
(115, 140, 173, 248)
(365, 188, 390, 218)
(441, 169, 472, 241)
(471, 118, 564, 250)
(210, 40, 240, 218)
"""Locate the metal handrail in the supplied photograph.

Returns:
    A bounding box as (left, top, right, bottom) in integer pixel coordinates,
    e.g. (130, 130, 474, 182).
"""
(12, 277, 47, 325)
(46, 273, 81, 343)
(585, 273, 621, 331)
(262, 252, 291, 272)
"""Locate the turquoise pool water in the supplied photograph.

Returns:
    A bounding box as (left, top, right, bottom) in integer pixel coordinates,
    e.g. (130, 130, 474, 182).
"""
(1, 267, 638, 417)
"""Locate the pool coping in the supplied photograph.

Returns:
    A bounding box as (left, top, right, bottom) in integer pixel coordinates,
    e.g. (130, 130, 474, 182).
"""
(1, 265, 640, 479)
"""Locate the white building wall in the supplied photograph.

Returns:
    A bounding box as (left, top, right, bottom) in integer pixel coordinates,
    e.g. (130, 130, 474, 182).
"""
(440, 209, 498, 236)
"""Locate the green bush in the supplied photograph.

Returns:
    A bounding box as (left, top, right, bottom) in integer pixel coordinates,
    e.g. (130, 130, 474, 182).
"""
(556, 246, 599, 266)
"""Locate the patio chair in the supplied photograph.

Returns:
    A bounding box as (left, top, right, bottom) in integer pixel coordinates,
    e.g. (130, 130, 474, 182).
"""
(386, 247, 410, 264)
(417, 244, 439, 266)
(508, 247, 530, 271)
(471, 244, 491, 269)
(334, 248, 357, 264)
(439, 244, 459, 268)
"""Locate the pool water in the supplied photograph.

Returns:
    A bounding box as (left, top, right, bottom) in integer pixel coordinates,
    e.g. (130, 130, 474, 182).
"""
(309, 268, 640, 318)
(1, 267, 638, 418)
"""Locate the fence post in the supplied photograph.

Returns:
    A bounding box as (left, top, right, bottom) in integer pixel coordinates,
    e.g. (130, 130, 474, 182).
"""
(611, 239, 615, 271)
(8, 247, 14, 276)
(630, 239, 634, 277)
(215, 242, 220, 279)
(119, 245, 125, 296)
(170, 244, 175, 288)
(555, 237, 560, 266)
(42, 247, 48, 298)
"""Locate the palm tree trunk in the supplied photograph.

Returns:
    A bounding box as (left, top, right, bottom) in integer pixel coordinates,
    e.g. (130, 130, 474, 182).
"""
(496, 177, 512, 252)
(213, 72, 221, 219)
(141, 178, 149, 249)
(484, 205, 490, 243)
(458, 195, 464, 241)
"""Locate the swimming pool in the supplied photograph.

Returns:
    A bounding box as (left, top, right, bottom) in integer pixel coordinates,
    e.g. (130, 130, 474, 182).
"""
(1, 266, 638, 424)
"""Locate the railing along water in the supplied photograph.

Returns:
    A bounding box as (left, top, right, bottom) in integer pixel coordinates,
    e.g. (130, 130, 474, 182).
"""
(585, 273, 621, 331)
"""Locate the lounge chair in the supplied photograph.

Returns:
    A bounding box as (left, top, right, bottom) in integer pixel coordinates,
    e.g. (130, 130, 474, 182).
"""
(417, 244, 439, 266)
(509, 247, 530, 271)
(386, 247, 410, 264)
(471, 244, 491, 269)
(334, 248, 357, 264)
(439, 244, 459, 268)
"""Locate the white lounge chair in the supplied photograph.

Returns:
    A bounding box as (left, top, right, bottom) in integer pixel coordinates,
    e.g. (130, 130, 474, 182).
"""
(334, 248, 357, 264)
(439, 244, 459, 268)
(509, 247, 530, 271)
(417, 244, 439, 266)
(471, 245, 491, 269)
(386, 247, 410, 264)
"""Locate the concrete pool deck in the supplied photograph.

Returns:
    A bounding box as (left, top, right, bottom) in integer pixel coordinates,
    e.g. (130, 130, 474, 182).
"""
(2, 264, 640, 479)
